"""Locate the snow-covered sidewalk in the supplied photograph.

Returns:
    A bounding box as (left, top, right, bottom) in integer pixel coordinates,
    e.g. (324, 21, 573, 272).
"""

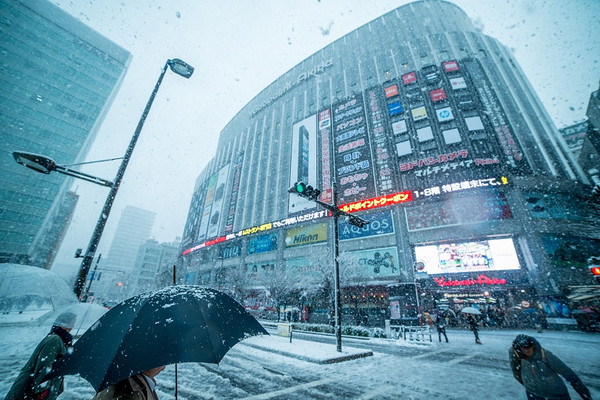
(1, 323, 599, 399)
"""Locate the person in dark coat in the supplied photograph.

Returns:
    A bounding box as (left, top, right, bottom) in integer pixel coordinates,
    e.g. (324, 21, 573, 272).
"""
(434, 313, 448, 342)
(467, 314, 482, 344)
(509, 334, 592, 400)
(4, 312, 76, 400)
(92, 366, 165, 400)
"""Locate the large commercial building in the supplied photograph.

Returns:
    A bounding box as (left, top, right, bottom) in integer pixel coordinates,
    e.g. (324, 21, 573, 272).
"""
(180, 0, 599, 327)
(0, 0, 131, 267)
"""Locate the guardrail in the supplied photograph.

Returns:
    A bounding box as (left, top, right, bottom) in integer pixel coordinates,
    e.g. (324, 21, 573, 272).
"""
(386, 321, 432, 342)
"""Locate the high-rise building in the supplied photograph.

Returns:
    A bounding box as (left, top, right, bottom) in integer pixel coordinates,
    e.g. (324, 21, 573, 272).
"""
(579, 81, 600, 198)
(130, 238, 181, 296)
(97, 206, 155, 302)
(180, 0, 599, 326)
(0, 0, 131, 267)
(560, 121, 589, 159)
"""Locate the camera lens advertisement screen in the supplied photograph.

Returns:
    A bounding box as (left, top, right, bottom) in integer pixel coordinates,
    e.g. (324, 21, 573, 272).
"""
(415, 238, 520, 274)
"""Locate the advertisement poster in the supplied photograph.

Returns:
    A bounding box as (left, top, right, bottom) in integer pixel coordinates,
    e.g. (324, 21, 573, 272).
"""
(206, 164, 230, 239)
(338, 209, 394, 241)
(225, 154, 243, 232)
(318, 109, 334, 204)
(285, 223, 327, 248)
(405, 190, 512, 231)
(340, 246, 400, 278)
(414, 238, 520, 275)
(245, 261, 276, 284)
(463, 58, 528, 172)
(286, 257, 322, 282)
(366, 87, 396, 195)
(196, 173, 218, 241)
(289, 115, 318, 214)
(248, 233, 278, 254)
(333, 94, 376, 204)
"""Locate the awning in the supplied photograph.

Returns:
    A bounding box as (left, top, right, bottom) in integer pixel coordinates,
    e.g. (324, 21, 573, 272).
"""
(567, 285, 600, 302)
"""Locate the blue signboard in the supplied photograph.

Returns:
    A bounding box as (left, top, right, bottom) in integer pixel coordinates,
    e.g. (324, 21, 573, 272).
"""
(388, 101, 403, 116)
(248, 233, 278, 254)
(339, 209, 395, 241)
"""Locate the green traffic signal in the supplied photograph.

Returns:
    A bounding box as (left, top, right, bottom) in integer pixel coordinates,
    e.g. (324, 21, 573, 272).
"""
(288, 181, 321, 200)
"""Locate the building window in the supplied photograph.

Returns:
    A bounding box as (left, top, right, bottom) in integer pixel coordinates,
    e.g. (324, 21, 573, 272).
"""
(396, 140, 412, 156)
(443, 128, 462, 144)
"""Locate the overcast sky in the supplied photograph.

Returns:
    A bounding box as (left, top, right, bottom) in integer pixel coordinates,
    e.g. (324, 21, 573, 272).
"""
(50, 0, 600, 279)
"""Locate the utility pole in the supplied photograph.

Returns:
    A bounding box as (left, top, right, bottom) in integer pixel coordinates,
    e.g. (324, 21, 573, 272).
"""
(288, 181, 369, 352)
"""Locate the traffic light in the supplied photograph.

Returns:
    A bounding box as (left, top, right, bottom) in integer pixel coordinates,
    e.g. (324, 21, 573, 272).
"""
(589, 256, 600, 283)
(288, 181, 321, 200)
(348, 215, 369, 228)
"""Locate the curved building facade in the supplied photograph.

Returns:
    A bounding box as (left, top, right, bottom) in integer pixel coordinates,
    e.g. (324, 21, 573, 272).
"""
(181, 0, 599, 327)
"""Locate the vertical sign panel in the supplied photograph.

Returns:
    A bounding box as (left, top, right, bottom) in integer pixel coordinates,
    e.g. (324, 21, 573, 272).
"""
(196, 173, 218, 241)
(366, 87, 396, 195)
(462, 58, 529, 173)
(333, 94, 376, 204)
(289, 114, 318, 214)
(318, 109, 333, 204)
(225, 154, 244, 233)
(207, 164, 231, 238)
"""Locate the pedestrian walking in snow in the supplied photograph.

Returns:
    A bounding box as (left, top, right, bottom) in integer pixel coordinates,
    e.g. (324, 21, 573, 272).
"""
(467, 315, 482, 344)
(92, 366, 165, 400)
(509, 334, 592, 400)
(4, 312, 76, 400)
(435, 314, 448, 343)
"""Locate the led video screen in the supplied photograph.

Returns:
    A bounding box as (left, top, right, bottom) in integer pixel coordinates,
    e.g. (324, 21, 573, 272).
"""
(415, 238, 520, 274)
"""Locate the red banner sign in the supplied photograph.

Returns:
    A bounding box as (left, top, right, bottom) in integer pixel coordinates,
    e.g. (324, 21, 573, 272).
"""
(384, 84, 399, 98)
(434, 275, 507, 287)
(402, 71, 416, 85)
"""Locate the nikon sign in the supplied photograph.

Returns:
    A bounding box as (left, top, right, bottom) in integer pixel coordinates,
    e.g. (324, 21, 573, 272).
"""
(285, 223, 327, 248)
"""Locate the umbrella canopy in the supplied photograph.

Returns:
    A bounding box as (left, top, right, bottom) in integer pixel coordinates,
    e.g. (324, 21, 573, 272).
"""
(37, 302, 108, 335)
(461, 306, 482, 315)
(44, 286, 268, 392)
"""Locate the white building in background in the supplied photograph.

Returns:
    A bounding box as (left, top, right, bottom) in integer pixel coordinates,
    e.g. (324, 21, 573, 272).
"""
(93, 206, 155, 302)
(130, 238, 181, 295)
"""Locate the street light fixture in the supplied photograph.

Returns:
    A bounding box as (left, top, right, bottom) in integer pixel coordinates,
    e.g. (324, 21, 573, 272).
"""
(13, 58, 194, 300)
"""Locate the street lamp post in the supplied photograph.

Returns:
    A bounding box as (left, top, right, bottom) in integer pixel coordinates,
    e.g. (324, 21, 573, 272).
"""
(13, 58, 194, 300)
(331, 182, 343, 352)
(413, 262, 424, 327)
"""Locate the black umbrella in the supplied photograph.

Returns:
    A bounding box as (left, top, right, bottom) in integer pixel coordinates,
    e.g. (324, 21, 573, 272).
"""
(44, 285, 268, 393)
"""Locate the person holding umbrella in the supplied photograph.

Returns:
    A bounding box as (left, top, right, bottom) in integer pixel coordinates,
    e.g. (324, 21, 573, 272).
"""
(467, 314, 482, 344)
(92, 366, 165, 400)
(4, 312, 76, 400)
(42, 286, 268, 397)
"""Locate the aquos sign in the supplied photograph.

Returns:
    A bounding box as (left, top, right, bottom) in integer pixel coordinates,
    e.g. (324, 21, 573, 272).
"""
(339, 209, 395, 241)
(252, 59, 334, 115)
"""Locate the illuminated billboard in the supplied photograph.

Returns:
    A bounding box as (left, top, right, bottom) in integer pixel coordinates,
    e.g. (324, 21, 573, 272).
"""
(289, 115, 318, 214)
(332, 94, 376, 204)
(415, 238, 520, 275)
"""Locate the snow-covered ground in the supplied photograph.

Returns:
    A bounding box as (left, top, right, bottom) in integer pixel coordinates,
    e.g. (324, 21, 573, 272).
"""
(1, 322, 598, 399)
